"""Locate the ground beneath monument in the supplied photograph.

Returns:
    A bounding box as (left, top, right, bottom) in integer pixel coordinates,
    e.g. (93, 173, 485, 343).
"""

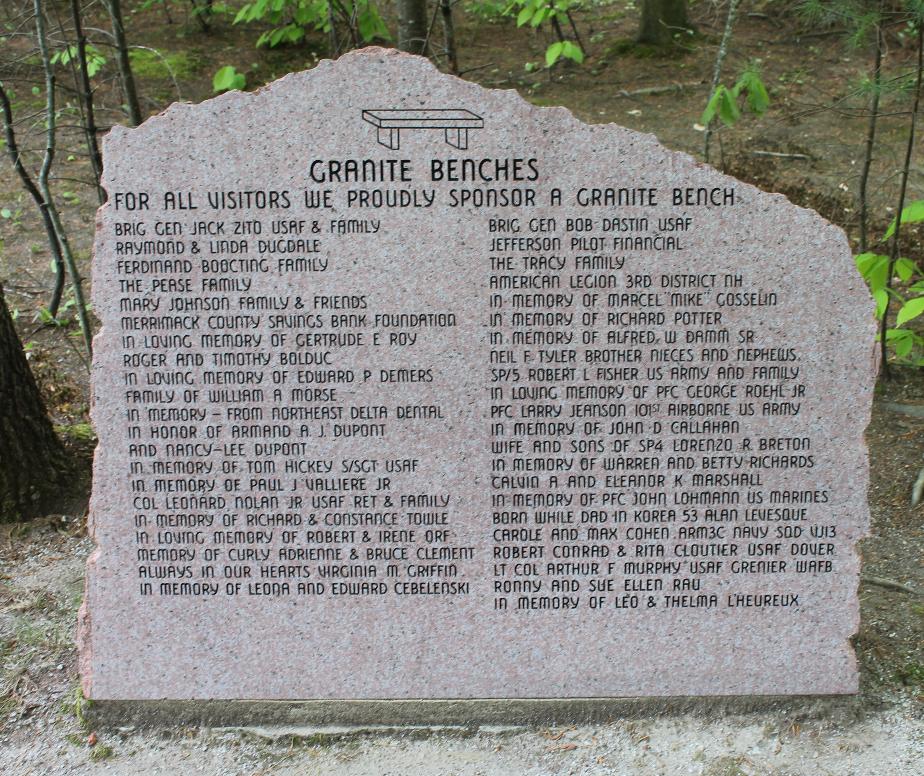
(0, 698, 922, 775)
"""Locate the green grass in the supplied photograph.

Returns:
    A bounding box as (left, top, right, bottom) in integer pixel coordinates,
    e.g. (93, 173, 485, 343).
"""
(0, 638, 25, 725)
(89, 743, 114, 762)
(129, 48, 202, 80)
(13, 617, 48, 648)
(704, 756, 748, 776)
(56, 423, 96, 442)
(61, 683, 92, 731)
(896, 662, 924, 687)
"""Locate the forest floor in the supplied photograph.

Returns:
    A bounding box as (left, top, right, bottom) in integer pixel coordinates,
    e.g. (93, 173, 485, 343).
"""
(1, 0, 923, 773)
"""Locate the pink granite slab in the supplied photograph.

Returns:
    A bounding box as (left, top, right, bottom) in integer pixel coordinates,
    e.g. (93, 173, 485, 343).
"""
(79, 48, 877, 701)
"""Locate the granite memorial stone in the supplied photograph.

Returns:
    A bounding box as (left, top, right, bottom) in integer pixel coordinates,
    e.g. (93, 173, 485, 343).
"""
(79, 48, 877, 700)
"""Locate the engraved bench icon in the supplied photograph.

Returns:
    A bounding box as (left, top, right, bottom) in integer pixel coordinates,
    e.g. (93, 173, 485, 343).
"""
(362, 109, 484, 151)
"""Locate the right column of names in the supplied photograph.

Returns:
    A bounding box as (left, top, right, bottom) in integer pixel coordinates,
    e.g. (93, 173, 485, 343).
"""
(484, 193, 836, 615)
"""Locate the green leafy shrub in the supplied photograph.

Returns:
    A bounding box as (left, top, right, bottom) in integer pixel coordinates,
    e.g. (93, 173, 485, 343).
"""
(212, 65, 246, 93)
(545, 39, 583, 67)
(233, 0, 389, 48)
(855, 200, 924, 364)
(465, 0, 510, 22)
(702, 65, 770, 128)
(51, 44, 106, 78)
(510, 0, 584, 67)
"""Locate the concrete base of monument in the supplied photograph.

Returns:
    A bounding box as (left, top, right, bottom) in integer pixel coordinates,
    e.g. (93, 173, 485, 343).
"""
(86, 695, 865, 729)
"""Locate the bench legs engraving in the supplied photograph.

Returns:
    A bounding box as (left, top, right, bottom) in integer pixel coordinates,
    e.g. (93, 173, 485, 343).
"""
(445, 127, 469, 150)
(372, 126, 477, 150)
(377, 127, 400, 150)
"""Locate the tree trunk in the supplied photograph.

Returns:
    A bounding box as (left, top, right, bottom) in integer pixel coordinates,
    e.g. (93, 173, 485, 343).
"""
(34, 0, 94, 358)
(0, 284, 70, 521)
(638, 0, 690, 46)
(440, 0, 458, 74)
(878, 25, 923, 379)
(858, 12, 884, 253)
(105, 0, 143, 126)
(397, 0, 429, 54)
(703, 0, 740, 163)
(0, 82, 66, 318)
(70, 0, 105, 203)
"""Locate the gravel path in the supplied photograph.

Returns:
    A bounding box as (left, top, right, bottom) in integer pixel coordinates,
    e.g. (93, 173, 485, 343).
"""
(2, 698, 923, 775)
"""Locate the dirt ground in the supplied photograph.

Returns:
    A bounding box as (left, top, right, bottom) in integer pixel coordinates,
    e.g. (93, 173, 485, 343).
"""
(1, 1, 923, 773)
